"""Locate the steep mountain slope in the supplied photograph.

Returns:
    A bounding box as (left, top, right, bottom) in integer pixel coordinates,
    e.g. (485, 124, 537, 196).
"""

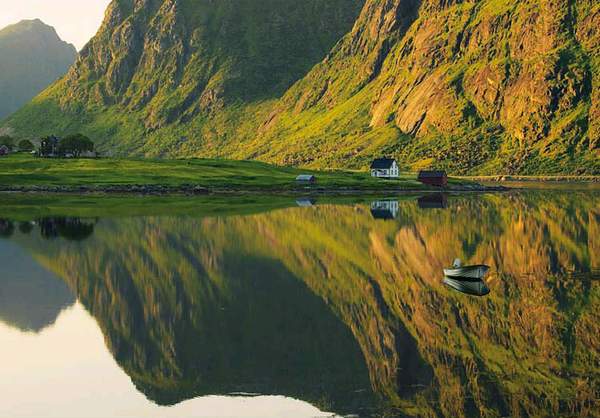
(0, 20, 76, 120)
(255, 0, 600, 173)
(2, 0, 363, 155)
(3, 0, 599, 173)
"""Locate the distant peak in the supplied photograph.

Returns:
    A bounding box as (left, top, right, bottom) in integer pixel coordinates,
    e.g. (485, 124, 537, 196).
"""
(19, 18, 51, 28)
(0, 19, 76, 54)
(1, 18, 52, 34)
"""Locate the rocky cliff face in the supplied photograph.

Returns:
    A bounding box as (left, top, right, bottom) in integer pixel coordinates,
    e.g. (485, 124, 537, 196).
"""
(19, 0, 363, 154)
(0, 20, 76, 120)
(256, 0, 600, 173)
(3, 0, 598, 173)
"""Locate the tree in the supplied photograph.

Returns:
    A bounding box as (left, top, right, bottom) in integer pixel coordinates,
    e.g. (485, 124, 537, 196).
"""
(18, 139, 35, 152)
(58, 134, 94, 157)
(0, 135, 14, 151)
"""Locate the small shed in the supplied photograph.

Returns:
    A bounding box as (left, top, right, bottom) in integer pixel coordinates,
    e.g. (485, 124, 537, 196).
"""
(0, 145, 10, 156)
(418, 171, 448, 187)
(296, 174, 316, 184)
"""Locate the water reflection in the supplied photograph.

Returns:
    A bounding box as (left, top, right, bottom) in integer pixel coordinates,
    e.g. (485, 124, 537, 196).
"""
(443, 276, 491, 296)
(0, 217, 96, 241)
(417, 193, 448, 209)
(0, 241, 75, 332)
(0, 190, 598, 417)
(0, 218, 14, 237)
(370, 200, 399, 219)
(38, 217, 96, 241)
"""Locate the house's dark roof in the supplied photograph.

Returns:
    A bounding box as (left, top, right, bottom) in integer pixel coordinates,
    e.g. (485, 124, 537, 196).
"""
(296, 174, 316, 181)
(370, 158, 396, 169)
(418, 170, 447, 178)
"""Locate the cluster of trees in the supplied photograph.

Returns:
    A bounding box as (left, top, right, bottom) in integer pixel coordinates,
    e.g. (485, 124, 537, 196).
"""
(39, 133, 95, 158)
(0, 135, 34, 152)
(0, 133, 95, 157)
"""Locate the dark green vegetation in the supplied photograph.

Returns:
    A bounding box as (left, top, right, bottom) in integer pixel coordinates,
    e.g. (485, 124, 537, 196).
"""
(0, 19, 76, 120)
(2, 191, 598, 416)
(0, 135, 14, 150)
(0, 154, 471, 192)
(2, 0, 599, 174)
(50, 134, 94, 157)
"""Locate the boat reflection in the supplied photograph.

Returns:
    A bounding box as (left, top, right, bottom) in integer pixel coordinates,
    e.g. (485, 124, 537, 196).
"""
(443, 276, 491, 296)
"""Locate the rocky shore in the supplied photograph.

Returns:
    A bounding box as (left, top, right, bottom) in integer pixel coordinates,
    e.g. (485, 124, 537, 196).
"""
(0, 183, 508, 195)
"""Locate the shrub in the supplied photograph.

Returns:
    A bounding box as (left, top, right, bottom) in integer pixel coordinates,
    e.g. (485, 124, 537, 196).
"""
(18, 139, 35, 152)
(0, 135, 14, 150)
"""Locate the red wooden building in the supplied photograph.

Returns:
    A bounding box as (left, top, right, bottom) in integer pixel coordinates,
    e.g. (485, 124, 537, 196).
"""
(418, 171, 448, 187)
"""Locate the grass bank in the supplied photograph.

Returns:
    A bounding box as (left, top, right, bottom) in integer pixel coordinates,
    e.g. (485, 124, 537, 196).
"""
(0, 154, 485, 194)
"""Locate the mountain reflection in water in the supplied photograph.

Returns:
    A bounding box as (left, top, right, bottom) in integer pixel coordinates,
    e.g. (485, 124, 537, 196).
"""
(0, 190, 598, 417)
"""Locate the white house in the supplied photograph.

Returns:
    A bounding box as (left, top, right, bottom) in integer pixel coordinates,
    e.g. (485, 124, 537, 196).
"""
(370, 158, 399, 178)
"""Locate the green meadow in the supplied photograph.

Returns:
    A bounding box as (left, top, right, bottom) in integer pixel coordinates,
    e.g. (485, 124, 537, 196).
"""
(0, 154, 466, 192)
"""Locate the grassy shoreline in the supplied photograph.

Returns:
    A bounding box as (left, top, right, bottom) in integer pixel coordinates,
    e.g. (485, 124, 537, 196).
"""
(0, 154, 498, 194)
(462, 175, 600, 182)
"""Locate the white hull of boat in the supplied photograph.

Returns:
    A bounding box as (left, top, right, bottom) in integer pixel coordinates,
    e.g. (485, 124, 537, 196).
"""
(443, 265, 490, 279)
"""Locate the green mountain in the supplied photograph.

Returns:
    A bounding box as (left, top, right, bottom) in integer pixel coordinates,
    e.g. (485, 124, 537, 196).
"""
(2, 0, 599, 174)
(1, 0, 363, 155)
(0, 19, 76, 121)
(258, 0, 600, 174)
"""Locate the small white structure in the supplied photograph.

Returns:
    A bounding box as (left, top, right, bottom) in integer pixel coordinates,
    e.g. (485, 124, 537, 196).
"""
(370, 158, 399, 178)
(296, 174, 316, 184)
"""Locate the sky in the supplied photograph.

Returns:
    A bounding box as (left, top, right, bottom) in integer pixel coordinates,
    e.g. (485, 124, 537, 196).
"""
(0, 0, 111, 50)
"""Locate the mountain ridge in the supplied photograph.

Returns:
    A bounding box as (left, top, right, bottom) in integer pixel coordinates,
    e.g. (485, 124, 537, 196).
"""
(2, 0, 599, 174)
(0, 19, 76, 121)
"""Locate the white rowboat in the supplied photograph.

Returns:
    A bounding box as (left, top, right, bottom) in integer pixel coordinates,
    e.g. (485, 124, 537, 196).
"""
(444, 259, 490, 279)
(443, 265, 490, 279)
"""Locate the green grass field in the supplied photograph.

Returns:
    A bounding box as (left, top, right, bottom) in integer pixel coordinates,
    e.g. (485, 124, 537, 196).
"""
(0, 154, 466, 191)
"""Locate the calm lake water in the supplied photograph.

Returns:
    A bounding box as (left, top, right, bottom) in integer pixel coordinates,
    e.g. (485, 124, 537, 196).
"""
(0, 189, 598, 418)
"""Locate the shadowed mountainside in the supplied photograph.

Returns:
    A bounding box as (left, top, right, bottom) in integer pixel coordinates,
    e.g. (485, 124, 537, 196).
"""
(0, 19, 76, 120)
(0, 240, 74, 332)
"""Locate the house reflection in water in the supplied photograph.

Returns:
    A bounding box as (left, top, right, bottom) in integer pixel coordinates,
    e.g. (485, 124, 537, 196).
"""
(370, 200, 399, 220)
(296, 198, 316, 207)
(418, 193, 448, 209)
